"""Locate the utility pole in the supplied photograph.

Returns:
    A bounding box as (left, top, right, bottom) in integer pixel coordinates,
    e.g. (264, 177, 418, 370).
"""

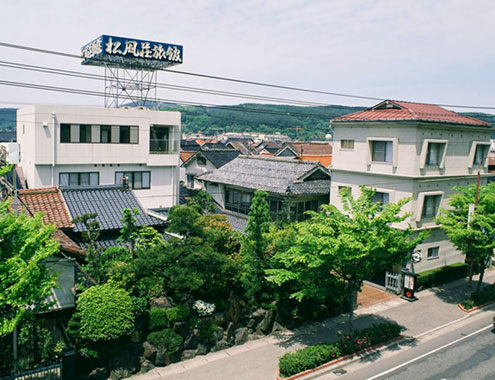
(468, 156, 483, 290)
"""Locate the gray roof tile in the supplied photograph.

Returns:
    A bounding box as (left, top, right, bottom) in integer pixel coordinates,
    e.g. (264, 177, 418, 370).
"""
(61, 185, 165, 232)
(198, 156, 330, 195)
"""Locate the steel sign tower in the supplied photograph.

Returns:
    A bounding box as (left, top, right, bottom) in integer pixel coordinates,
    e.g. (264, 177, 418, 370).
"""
(81, 35, 183, 108)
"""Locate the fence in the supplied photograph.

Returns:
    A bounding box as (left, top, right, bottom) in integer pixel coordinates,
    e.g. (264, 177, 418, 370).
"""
(0, 351, 75, 380)
(0, 360, 61, 380)
(385, 271, 402, 295)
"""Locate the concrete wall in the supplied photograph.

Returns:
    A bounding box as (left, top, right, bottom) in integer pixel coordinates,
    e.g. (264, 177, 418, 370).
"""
(331, 119, 492, 271)
(17, 105, 181, 209)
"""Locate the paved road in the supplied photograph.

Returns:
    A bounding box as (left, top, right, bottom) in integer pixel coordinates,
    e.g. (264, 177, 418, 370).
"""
(312, 308, 495, 380)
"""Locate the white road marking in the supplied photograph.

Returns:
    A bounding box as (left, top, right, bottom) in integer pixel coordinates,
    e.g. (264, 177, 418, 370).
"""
(366, 324, 493, 380)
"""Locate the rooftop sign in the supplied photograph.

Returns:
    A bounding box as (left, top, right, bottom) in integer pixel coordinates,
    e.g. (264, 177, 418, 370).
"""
(81, 35, 183, 70)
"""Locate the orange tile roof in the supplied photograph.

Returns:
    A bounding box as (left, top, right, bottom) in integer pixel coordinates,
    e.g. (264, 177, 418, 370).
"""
(17, 187, 72, 228)
(180, 151, 195, 163)
(333, 100, 491, 127)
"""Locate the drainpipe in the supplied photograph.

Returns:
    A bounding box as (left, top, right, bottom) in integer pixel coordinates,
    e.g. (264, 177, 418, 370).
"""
(51, 112, 56, 186)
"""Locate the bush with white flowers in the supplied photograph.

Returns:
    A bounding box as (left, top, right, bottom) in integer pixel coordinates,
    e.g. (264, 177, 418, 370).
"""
(193, 300, 215, 317)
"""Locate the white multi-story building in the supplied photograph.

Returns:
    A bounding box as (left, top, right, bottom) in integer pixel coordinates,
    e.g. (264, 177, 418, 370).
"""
(16, 105, 181, 210)
(330, 100, 492, 271)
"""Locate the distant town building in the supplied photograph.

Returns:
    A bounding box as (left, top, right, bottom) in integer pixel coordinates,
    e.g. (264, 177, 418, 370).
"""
(275, 141, 333, 167)
(16, 105, 181, 209)
(331, 99, 492, 271)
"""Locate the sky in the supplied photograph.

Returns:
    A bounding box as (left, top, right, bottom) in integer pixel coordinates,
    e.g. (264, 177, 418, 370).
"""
(0, 0, 494, 113)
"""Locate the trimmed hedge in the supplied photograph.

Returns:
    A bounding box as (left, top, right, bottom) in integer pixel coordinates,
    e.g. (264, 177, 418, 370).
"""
(416, 263, 468, 290)
(278, 321, 402, 378)
(147, 328, 183, 354)
(462, 283, 495, 309)
(149, 307, 168, 331)
(165, 305, 190, 324)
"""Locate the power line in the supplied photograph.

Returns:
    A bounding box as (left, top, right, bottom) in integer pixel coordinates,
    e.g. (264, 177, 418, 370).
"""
(1, 41, 494, 111)
(0, 79, 340, 121)
(0, 60, 332, 107)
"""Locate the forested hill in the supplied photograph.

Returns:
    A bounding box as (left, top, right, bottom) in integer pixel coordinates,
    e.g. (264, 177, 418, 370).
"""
(1, 105, 494, 141)
(0, 109, 16, 131)
(160, 104, 366, 140)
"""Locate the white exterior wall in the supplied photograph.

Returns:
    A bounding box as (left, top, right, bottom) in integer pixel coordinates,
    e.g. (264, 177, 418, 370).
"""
(17, 105, 181, 209)
(183, 156, 217, 189)
(331, 120, 492, 271)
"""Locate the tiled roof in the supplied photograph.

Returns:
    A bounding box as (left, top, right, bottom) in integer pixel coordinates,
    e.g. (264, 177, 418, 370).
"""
(52, 229, 86, 257)
(278, 142, 333, 156)
(332, 100, 491, 127)
(198, 156, 330, 195)
(61, 185, 165, 232)
(180, 151, 195, 163)
(224, 212, 248, 232)
(179, 183, 198, 205)
(183, 148, 241, 169)
(17, 187, 72, 228)
(226, 141, 250, 155)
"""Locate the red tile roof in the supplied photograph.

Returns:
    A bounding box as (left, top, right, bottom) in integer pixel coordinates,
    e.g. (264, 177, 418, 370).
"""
(332, 100, 491, 127)
(180, 151, 195, 163)
(17, 187, 72, 228)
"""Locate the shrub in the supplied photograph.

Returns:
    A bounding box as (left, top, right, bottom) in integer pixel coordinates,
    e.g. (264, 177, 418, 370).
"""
(77, 284, 135, 342)
(466, 283, 495, 308)
(149, 308, 168, 331)
(416, 263, 468, 290)
(147, 328, 183, 354)
(198, 320, 218, 345)
(279, 344, 341, 378)
(166, 305, 190, 324)
(278, 321, 401, 378)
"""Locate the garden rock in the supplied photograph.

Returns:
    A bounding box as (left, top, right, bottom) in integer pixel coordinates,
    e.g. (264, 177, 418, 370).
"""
(226, 291, 241, 325)
(258, 309, 275, 334)
(215, 326, 224, 342)
(139, 358, 154, 374)
(154, 349, 171, 367)
(173, 321, 189, 339)
(247, 318, 256, 330)
(251, 308, 265, 320)
(226, 322, 235, 345)
(212, 339, 229, 352)
(108, 345, 140, 379)
(211, 312, 226, 326)
(234, 327, 249, 345)
(87, 367, 108, 380)
(142, 342, 157, 362)
(271, 321, 285, 333)
(181, 349, 197, 360)
(196, 342, 209, 355)
(151, 296, 174, 310)
(130, 328, 141, 343)
(184, 329, 200, 349)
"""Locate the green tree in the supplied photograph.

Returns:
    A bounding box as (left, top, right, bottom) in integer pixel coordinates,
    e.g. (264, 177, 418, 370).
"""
(76, 283, 134, 342)
(240, 190, 271, 301)
(187, 190, 216, 214)
(72, 213, 105, 284)
(436, 183, 495, 294)
(267, 187, 426, 331)
(0, 202, 59, 335)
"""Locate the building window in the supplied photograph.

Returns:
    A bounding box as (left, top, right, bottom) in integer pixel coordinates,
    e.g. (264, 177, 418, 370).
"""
(427, 247, 439, 259)
(371, 191, 389, 205)
(426, 143, 444, 166)
(371, 141, 393, 163)
(186, 174, 195, 188)
(60, 124, 138, 144)
(60, 172, 99, 186)
(197, 156, 207, 166)
(115, 171, 151, 190)
(150, 125, 170, 153)
(422, 195, 441, 218)
(79, 125, 92, 143)
(60, 124, 71, 143)
(341, 140, 355, 150)
(225, 188, 253, 215)
(474, 144, 489, 166)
